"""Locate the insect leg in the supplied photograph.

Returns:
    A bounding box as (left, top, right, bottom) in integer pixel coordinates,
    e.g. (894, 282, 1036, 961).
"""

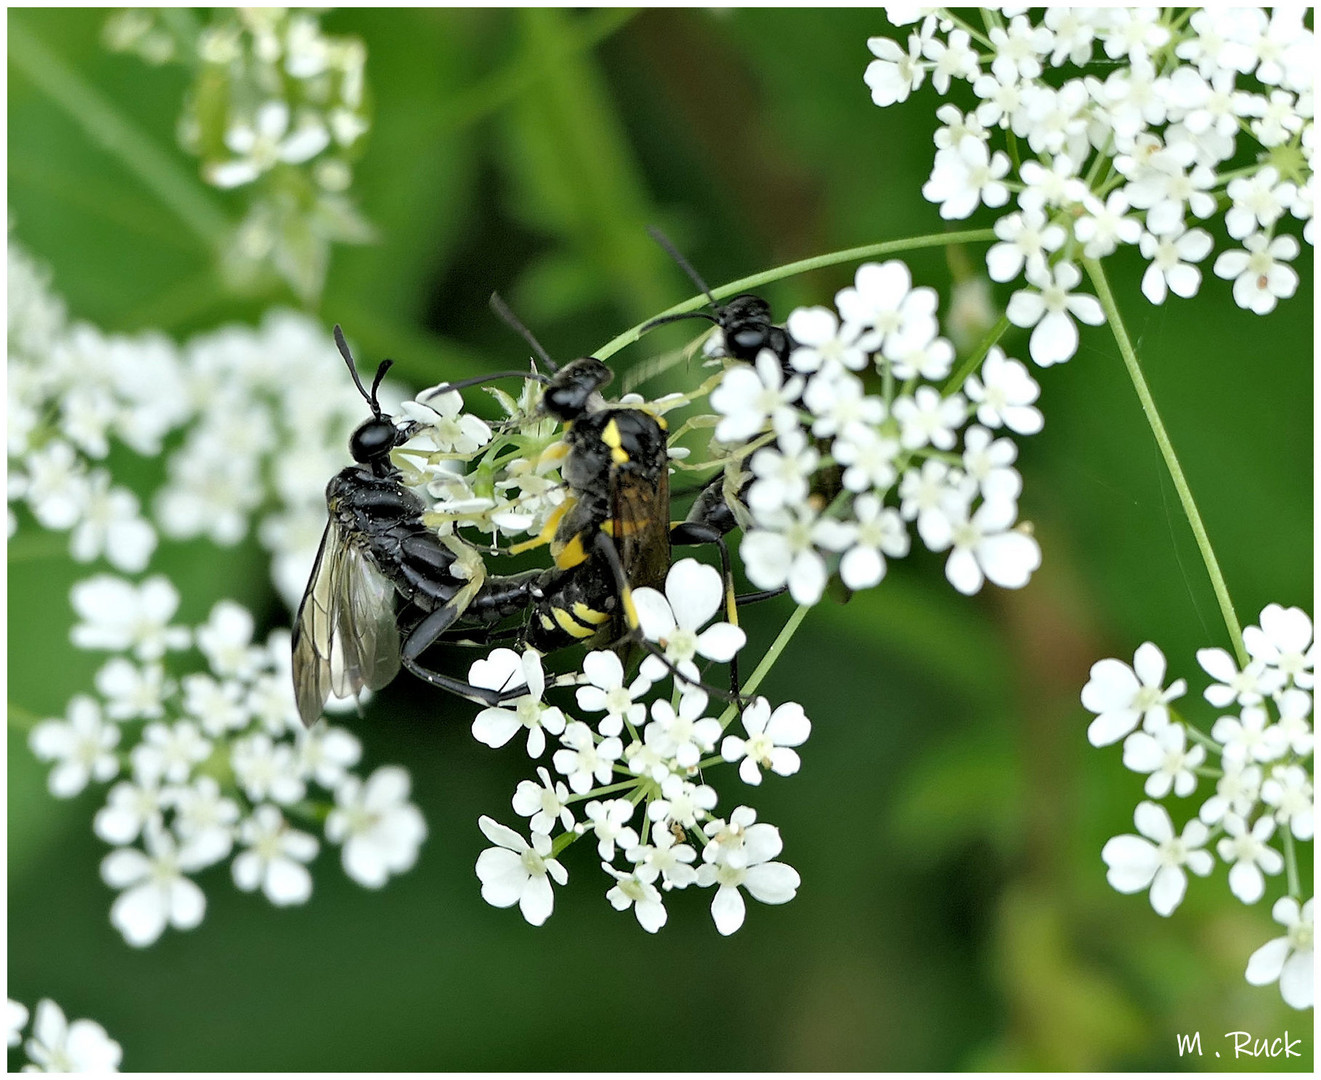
(591, 530, 744, 705)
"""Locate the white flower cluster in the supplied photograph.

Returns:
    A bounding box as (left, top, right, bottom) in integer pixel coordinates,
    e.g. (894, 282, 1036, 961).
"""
(1085, 603, 1314, 1010)
(104, 8, 373, 301)
(30, 583, 426, 948)
(708, 261, 1043, 605)
(470, 559, 805, 935)
(866, 7, 1313, 362)
(7, 997, 122, 1073)
(7, 240, 370, 609)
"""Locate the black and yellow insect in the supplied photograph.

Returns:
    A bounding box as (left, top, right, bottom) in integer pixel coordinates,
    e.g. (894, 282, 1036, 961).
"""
(292, 311, 748, 725)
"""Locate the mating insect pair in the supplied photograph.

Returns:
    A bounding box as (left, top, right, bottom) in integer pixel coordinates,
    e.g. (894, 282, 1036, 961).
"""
(291, 232, 797, 727)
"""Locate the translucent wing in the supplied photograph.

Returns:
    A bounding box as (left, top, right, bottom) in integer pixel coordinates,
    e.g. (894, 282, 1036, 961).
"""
(291, 520, 400, 727)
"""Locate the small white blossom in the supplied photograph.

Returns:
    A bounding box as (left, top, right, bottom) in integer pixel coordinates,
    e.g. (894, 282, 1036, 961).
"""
(29, 696, 120, 798)
(1211, 706, 1288, 766)
(1243, 604, 1314, 690)
(101, 824, 210, 946)
(469, 648, 567, 758)
(633, 559, 746, 686)
(69, 575, 190, 660)
(326, 766, 427, 888)
(1245, 897, 1314, 1010)
(511, 766, 574, 835)
(1006, 262, 1105, 367)
(604, 864, 668, 933)
(1122, 723, 1206, 798)
(721, 697, 811, 785)
(1083, 642, 1187, 747)
(1216, 813, 1284, 904)
(579, 799, 639, 862)
(1260, 765, 1314, 841)
(1101, 801, 1213, 916)
(1213, 233, 1301, 315)
(232, 805, 319, 906)
(708, 349, 804, 444)
(474, 816, 566, 926)
(697, 806, 801, 935)
(963, 348, 1043, 436)
(552, 721, 623, 796)
(574, 650, 651, 738)
(21, 999, 122, 1073)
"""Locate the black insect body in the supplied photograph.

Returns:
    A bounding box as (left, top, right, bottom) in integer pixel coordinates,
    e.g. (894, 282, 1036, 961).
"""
(641, 226, 797, 372)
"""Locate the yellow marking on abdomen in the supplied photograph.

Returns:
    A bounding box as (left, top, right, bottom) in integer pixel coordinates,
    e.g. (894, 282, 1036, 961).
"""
(552, 607, 598, 639)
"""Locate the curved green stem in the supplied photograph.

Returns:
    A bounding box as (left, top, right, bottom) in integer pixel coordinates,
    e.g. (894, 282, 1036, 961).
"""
(718, 603, 810, 728)
(1084, 258, 1247, 666)
(942, 313, 1011, 396)
(595, 229, 997, 361)
(1281, 828, 1299, 897)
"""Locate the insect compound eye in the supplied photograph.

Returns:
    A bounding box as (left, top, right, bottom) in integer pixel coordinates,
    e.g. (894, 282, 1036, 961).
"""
(349, 418, 399, 463)
(541, 357, 613, 421)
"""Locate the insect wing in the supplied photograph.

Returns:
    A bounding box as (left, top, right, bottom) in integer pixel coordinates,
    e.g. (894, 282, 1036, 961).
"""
(335, 541, 402, 697)
(291, 520, 401, 727)
(611, 462, 670, 594)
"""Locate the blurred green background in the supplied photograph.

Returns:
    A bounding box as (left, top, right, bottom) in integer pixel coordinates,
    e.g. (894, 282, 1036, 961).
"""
(8, 7, 1313, 1071)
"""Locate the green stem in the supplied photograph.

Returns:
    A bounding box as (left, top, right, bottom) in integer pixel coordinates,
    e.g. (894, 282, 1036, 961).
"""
(718, 603, 810, 729)
(9, 18, 229, 249)
(1281, 828, 1299, 897)
(595, 229, 997, 361)
(942, 313, 1012, 396)
(1083, 258, 1247, 667)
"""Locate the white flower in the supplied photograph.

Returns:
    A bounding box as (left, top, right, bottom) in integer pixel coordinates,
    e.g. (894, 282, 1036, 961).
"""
(579, 799, 638, 862)
(740, 504, 836, 607)
(697, 806, 800, 935)
(206, 100, 331, 188)
(1082, 642, 1187, 747)
(95, 658, 169, 721)
(721, 697, 811, 785)
(469, 648, 567, 758)
(1138, 225, 1214, 304)
(195, 600, 260, 680)
(1211, 706, 1287, 766)
(403, 388, 492, 455)
(474, 816, 567, 926)
(1122, 723, 1206, 798)
(891, 386, 965, 451)
(231, 733, 306, 805)
(7, 999, 27, 1049)
(1225, 167, 1294, 239)
(181, 673, 249, 737)
(21, 999, 122, 1072)
(646, 774, 717, 831)
(132, 720, 211, 785)
(1260, 765, 1314, 841)
(1101, 802, 1213, 916)
(1196, 647, 1276, 707)
(963, 348, 1043, 435)
(831, 425, 900, 494)
(1245, 897, 1314, 1010)
(68, 471, 156, 572)
(101, 824, 210, 946)
(552, 721, 623, 795)
(1006, 262, 1105, 367)
(1216, 813, 1284, 904)
(168, 776, 240, 867)
(69, 574, 190, 660)
(922, 137, 1011, 220)
(708, 349, 804, 444)
(864, 32, 925, 107)
(785, 305, 871, 373)
(922, 27, 979, 94)
(326, 766, 427, 887)
(574, 650, 650, 737)
(1243, 604, 1314, 690)
(633, 559, 746, 686)
(295, 723, 363, 789)
(511, 766, 574, 835)
(626, 828, 698, 890)
(1074, 190, 1143, 259)
(835, 260, 937, 346)
(23, 440, 88, 530)
(644, 689, 722, 772)
(1198, 762, 1262, 827)
(1273, 688, 1314, 757)
(746, 428, 819, 517)
(232, 805, 319, 906)
(604, 865, 668, 933)
(985, 208, 1067, 284)
(1213, 233, 1300, 315)
(94, 772, 166, 846)
(835, 493, 909, 590)
(925, 497, 1041, 596)
(29, 696, 120, 797)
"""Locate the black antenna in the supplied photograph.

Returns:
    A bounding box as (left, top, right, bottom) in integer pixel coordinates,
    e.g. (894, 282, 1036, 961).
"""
(489, 292, 558, 373)
(333, 324, 383, 417)
(646, 225, 719, 308)
(369, 359, 394, 412)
